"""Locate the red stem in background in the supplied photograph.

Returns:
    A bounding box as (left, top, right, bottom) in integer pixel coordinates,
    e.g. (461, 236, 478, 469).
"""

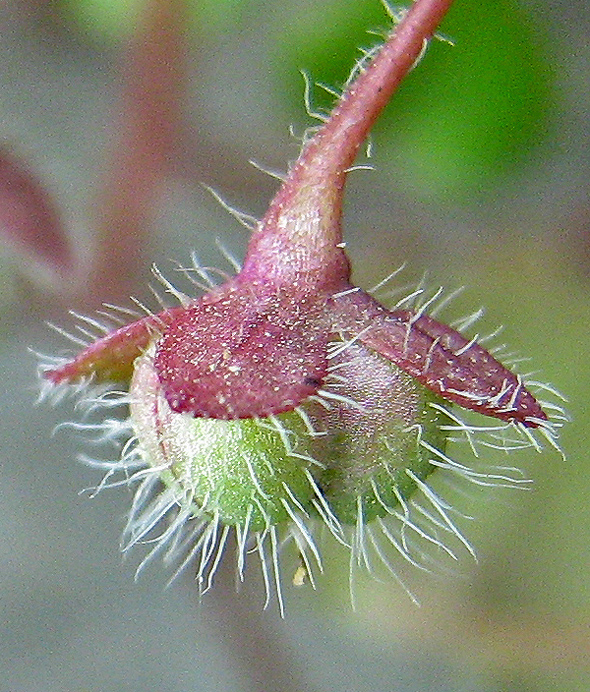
(85, 0, 185, 305)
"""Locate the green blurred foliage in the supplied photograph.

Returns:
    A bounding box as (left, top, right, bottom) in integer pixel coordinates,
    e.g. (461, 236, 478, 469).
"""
(55, 0, 254, 38)
(270, 0, 554, 201)
(445, 244, 588, 613)
(55, 0, 143, 38)
(55, 0, 554, 200)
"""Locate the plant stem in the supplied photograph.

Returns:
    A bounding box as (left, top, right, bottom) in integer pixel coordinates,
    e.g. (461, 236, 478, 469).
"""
(242, 0, 456, 286)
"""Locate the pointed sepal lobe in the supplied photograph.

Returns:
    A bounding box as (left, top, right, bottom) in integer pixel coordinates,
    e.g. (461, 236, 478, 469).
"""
(333, 289, 546, 427)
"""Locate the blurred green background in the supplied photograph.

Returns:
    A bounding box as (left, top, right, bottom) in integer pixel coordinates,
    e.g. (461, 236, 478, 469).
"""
(1, 0, 588, 690)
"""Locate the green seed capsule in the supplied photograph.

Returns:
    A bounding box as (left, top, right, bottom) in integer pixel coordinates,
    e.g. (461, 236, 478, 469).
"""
(130, 347, 318, 532)
(304, 341, 448, 525)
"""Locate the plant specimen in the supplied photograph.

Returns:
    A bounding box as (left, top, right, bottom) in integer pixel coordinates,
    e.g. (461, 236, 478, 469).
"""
(36, 0, 564, 614)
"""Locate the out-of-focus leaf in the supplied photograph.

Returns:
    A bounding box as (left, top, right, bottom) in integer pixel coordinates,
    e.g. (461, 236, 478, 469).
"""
(0, 148, 72, 279)
(382, 0, 554, 199)
(271, 0, 554, 200)
(269, 0, 390, 116)
(56, 0, 257, 41)
(55, 0, 143, 41)
(56, 0, 553, 197)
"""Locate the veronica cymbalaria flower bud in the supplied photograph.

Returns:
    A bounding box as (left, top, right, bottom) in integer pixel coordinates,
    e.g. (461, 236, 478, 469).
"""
(40, 0, 565, 612)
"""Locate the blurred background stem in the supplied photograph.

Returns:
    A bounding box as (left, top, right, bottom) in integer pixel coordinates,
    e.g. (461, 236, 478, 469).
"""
(85, 0, 186, 306)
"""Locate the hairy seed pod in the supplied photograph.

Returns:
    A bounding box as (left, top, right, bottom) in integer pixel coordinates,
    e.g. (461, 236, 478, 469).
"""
(38, 0, 564, 609)
(131, 338, 452, 542)
(305, 340, 448, 524)
(130, 346, 319, 532)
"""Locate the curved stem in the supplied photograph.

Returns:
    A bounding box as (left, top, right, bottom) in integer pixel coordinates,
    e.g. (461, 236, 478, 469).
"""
(242, 0, 455, 285)
(293, 0, 456, 186)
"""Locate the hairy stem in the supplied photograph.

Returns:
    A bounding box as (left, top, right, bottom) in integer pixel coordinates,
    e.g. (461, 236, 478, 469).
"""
(242, 0, 456, 284)
(292, 0, 456, 186)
